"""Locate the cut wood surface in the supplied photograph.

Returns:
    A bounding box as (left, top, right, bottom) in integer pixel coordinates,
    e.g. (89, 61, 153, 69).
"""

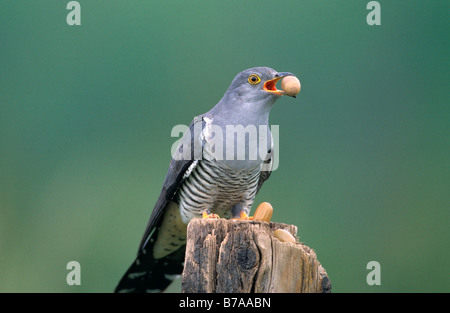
(182, 218, 331, 293)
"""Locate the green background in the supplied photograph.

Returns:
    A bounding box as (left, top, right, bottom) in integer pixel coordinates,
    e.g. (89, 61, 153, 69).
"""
(0, 0, 448, 292)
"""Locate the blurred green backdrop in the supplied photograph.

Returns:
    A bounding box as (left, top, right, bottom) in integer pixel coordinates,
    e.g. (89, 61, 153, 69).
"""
(0, 0, 448, 292)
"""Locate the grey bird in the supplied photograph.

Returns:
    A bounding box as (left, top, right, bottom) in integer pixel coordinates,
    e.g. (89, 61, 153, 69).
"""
(115, 67, 297, 293)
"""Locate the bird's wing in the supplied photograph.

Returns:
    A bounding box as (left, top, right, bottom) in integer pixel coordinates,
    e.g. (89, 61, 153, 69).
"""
(256, 130, 274, 194)
(138, 115, 206, 251)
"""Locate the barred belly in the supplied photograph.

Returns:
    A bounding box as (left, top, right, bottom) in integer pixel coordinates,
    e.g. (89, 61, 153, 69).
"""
(175, 158, 261, 224)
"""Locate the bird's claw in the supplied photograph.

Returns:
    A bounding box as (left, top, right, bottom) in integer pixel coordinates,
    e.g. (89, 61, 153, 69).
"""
(231, 211, 253, 220)
(202, 211, 220, 219)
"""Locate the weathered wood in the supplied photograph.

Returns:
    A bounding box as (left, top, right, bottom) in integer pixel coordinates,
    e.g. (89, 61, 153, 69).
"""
(182, 218, 331, 293)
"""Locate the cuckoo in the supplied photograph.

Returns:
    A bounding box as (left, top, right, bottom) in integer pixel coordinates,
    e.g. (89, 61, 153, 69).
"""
(115, 67, 299, 293)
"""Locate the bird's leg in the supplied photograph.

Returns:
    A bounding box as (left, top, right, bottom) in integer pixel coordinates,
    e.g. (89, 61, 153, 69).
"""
(231, 203, 251, 220)
(232, 202, 273, 222)
(236, 211, 251, 220)
(202, 210, 220, 219)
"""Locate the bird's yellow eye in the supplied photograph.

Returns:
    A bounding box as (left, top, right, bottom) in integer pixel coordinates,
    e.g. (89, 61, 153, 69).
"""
(248, 74, 261, 85)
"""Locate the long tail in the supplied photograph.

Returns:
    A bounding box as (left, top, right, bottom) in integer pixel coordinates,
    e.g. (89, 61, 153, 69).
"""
(115, 241, 186, 293)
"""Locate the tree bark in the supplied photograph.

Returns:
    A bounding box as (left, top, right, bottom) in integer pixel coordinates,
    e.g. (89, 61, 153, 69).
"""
(182, 218, 331, 293)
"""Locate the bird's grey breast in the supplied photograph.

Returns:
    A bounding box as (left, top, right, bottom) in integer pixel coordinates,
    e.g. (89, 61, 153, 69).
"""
(202, 116, 272, 171)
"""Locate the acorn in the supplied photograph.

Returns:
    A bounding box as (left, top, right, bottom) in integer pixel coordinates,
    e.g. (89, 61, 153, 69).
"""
(281, 76, 301, 97)
(274, 229, 296, 243)
(252, 202, 273, 222)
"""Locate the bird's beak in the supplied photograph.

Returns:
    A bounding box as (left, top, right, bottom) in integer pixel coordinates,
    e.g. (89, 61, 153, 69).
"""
(263, 72, 296, 96)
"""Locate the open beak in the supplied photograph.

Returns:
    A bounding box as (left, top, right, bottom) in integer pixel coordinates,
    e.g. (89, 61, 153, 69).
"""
(263, 72, 295, 96)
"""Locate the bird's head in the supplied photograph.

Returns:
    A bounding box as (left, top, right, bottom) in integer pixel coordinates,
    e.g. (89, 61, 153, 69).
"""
(213, 67, 298, 117)
(225, 67, 297, 101)
(208, 67, 299, 127)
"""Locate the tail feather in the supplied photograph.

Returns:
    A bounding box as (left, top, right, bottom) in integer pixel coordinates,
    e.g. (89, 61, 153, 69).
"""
(115, 243, 186, 293)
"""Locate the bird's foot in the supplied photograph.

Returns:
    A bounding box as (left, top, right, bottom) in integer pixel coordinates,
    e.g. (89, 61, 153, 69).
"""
(202, 210, 220, 219)
(232, 211, 251, 220)
(231, 202, 273, 222)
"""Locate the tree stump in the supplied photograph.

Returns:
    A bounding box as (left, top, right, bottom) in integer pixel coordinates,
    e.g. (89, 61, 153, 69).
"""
(182, 218, 331, 293)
